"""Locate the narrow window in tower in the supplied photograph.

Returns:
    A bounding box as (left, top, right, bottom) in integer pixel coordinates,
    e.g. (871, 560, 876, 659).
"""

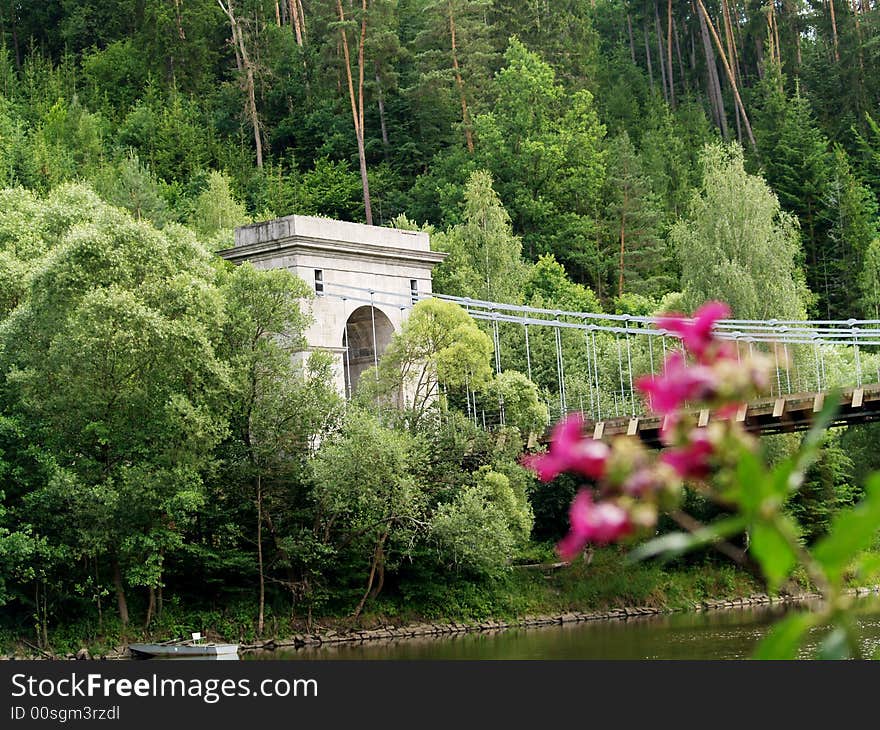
(315, 269, 324, 296)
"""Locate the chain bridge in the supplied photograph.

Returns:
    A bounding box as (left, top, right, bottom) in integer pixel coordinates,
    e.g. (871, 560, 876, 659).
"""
(223, 215, 880, 443)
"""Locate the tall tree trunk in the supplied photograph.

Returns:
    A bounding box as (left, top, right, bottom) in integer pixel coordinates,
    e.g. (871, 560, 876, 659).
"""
(289, 0, 303, 45)
(173, 0, 186, 39)
(722, 0, 742, 142)
(95, 559, 103, 632)
(144, 587, 156, 629)
(264, 507, 302, 600)
(644, 23, 655, 93)
(8, 1, 20, 70)
(756, 35, 765, 79)
(667, 0, 676, 106)
(772, 3, 782, 71)
(352, 529, 389, 620)
(690, 27, 696, 71)
(112, 557, 129, 626)
(627, 13, 637, 64)
(697, 0, 755, 147)
(375, 66, 390, 160)
(699, 8, 727, 137)
(655, 1, 669, 103)
(257, 474, 265, 636)
(828, 0, 840, 61)
(673, 17, 689, 93)
(851, 0, 865, 72)
(619, 191, 628, 297)
(336, 0, 373, 224)
(297, 0, 307, 41)
(721, 0, 742, 89)
(449, 4, 475, 153)
(218, 0, 264, 167)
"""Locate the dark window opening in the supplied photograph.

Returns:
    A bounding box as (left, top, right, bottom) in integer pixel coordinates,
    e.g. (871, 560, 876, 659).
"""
(315, 269, 324, 295)
(410, 279, 419, 304)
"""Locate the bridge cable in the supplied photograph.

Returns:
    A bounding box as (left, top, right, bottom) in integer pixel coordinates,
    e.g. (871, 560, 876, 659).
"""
(773, 344, 781, 396)
(616, 335, 625, 418)
(584, 330, 595, 417)
(554, 321, 566, 417)
(853, 323, 862, 387)
(625, 318, 635, 417)
(492, 312, 502, 375)
(524, 324, 532, 382)
(783, 342, 792, 394)
(591, 328, 602, 421)
(492, 314, 505, 425)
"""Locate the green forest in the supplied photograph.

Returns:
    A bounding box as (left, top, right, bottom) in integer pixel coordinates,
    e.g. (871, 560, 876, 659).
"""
(2, 0, 880, 653)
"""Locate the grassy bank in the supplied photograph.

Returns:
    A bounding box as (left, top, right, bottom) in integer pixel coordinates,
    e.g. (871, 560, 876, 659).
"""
(10, 543, 880, 658)
(1, 546, 782, 657)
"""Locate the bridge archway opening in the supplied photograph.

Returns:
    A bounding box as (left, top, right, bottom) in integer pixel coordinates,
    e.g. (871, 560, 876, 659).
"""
(343, 305, 395, 397)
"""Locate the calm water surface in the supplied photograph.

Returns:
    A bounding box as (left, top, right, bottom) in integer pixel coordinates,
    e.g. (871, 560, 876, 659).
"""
(245, 599, 880, 660)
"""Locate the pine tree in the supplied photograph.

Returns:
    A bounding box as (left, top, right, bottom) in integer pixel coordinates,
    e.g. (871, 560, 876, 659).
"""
(601, 131, 670, 300)
(822, 146, 879, 318)
(756, 87, 832, 315)
(410, 0, 497, 154)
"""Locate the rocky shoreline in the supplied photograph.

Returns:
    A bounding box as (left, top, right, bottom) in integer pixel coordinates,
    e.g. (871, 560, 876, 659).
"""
(6, 585, 879, 659)
(243, 584, 880, 653)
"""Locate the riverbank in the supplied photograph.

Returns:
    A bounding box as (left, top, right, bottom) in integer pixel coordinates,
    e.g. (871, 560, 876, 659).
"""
(244, 585, 880, 654)
(4, 548, 879, 659)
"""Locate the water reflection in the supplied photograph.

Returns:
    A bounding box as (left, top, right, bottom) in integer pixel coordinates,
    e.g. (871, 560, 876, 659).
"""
(246, 599, 880, 660)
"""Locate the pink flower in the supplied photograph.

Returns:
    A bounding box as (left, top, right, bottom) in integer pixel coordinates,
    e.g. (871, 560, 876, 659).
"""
(636, 352, 717, 414)
(522, 413, 609, 482)
(716, 402, 743, 420)
(657, 301, 731, 363)
(557, 490, 632, 560)
(660, 430, 714, 479)
(622, 467, 661, 497)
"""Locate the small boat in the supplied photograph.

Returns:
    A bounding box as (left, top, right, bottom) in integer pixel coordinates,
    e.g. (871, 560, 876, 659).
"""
(129, 633, 239, 659)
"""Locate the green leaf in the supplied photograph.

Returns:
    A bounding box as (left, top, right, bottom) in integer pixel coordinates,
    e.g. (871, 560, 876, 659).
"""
(749, 521, 797, 590)
(734, 449, 768, 514)
(752, 612, 816, 660)
(813, 472, 880, 584)
(855, 552, 880, 581)
(627, 516, 747, 563)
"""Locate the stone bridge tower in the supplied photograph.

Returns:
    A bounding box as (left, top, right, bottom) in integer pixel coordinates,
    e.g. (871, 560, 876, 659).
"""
(219, 215, 446, 396)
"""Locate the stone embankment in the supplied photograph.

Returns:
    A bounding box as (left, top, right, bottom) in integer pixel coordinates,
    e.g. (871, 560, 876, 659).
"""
(245, 585, 880, 652)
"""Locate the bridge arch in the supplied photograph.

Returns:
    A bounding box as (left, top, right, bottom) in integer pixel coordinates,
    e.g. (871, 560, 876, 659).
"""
(343, 305, 395, 396)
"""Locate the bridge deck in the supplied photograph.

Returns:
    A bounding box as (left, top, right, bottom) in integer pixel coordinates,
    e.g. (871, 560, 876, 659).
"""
(575, 384, 880, 448)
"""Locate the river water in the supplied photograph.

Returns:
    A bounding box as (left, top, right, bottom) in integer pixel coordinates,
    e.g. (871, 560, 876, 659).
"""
(245, 598, 880, 660)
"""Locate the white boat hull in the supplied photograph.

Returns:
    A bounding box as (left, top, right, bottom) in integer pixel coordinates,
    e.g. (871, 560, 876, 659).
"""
(129, 643, 239, 659)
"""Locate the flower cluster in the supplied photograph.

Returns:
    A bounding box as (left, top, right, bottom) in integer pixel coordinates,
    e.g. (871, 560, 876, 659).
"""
(522, 301, 771, 561)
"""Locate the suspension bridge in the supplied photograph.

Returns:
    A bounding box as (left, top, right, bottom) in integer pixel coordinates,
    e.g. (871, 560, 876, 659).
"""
(316, 280, 880, 444)
(221, 214, 880, 445)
